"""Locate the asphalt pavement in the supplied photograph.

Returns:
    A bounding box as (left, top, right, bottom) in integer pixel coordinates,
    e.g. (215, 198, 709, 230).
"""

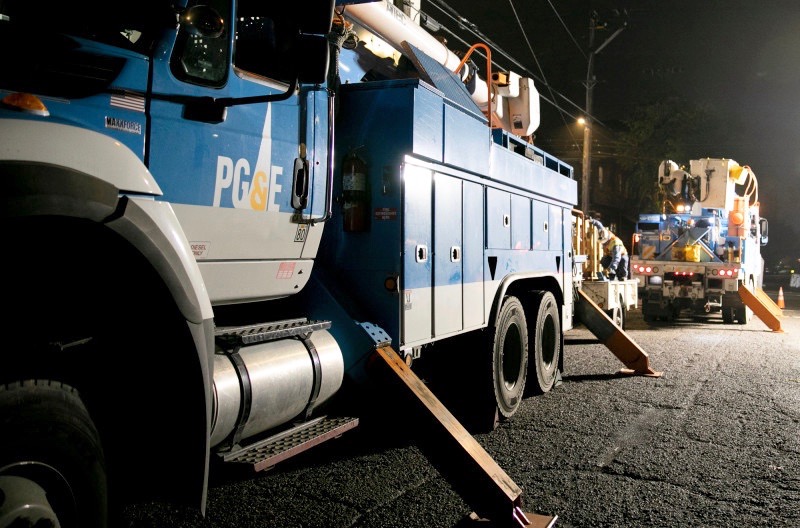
(124, 284, 800, 528)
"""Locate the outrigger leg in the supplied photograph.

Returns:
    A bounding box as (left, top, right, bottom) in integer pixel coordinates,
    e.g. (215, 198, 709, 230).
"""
(575, 290, 662, 377)
(368, 345, 558, 528)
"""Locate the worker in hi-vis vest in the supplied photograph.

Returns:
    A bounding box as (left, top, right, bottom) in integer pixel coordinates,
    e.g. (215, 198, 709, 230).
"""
(599, 228, 629, 280)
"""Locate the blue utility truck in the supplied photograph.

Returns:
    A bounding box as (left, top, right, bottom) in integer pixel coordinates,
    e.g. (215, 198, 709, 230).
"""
(0, 1, 656, 526)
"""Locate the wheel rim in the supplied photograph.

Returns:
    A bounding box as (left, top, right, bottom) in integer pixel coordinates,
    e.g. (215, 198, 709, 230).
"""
(501, 323, 524, 391)
(0, 462, 73, 527)
(540, 310, 557, 369)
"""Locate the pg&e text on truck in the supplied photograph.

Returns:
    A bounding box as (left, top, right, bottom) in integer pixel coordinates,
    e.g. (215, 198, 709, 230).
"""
(0, 1, 658, 526)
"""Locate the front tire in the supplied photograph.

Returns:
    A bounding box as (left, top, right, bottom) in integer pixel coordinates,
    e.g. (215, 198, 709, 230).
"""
(0, 380, 107, 528)
(526, 291, 561, 396)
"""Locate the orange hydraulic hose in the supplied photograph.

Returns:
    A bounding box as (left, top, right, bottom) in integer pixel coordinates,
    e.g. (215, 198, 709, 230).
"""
(453, 43, 493, 130)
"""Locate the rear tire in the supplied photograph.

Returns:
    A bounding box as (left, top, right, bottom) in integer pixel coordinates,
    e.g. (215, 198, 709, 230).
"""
(607, 296, 625, 329)
(0, 380, 107, 528)
(736, 279, 755, 324)
(526, 291, 561, 396)
(722, 307, 735, 324)
(416, 296, 530, 433)
(489, 296, 529, 419)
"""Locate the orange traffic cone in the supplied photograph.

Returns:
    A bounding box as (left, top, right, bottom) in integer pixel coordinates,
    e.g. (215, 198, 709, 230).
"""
(777, 287, 785, 309)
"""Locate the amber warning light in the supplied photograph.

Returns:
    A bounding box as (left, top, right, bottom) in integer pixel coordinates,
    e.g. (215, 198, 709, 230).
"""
(2, 92, 49, 116)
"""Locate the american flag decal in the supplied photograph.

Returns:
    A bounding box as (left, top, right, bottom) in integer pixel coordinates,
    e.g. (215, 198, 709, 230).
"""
(110, 92, 145, 113)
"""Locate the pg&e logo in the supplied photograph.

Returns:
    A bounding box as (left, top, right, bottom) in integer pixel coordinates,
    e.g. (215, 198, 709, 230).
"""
(213, 156, 283, 211)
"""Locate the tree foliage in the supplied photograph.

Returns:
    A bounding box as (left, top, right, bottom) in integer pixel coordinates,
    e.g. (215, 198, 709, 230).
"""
(612, 96, 719, 213)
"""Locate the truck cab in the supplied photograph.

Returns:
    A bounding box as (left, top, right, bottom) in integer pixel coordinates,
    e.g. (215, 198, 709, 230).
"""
(1, 1, 342, 524)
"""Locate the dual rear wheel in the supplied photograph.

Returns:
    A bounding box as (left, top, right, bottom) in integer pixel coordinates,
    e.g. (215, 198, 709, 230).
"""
(488, 291, 561, 424)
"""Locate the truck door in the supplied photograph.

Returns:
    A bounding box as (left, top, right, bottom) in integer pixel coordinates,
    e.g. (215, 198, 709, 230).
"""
(146, 1, 330, 303)
(486, 188, 511, 250)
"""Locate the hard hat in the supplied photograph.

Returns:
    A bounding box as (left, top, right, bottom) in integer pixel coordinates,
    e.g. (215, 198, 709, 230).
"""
(599, 229, 611, 243)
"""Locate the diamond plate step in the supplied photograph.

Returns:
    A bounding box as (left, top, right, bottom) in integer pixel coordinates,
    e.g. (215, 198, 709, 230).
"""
(220, 416, 359, 472)
(215, 318, 332, 347)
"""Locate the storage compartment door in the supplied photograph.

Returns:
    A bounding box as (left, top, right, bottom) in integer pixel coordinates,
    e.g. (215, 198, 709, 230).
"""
(487, 187, 511, 249)
(532, 200, 549, 250)
(433, 173, 463, 336)
(401, 164, 433, 346)
(462, 180, 485, 329)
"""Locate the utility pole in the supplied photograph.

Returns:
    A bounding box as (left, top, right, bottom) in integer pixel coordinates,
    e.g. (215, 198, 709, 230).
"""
(581, 12, 625, 214)
(580, 15, 596, 214)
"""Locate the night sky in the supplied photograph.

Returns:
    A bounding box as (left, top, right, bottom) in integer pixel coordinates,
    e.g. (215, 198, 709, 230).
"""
(425, 0, 800, 264)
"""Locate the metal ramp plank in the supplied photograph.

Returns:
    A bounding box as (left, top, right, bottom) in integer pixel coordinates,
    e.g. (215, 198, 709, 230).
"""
(575, 289, 662, 377)
(368, 345, 557, 527)
(738, 284, 784, 332)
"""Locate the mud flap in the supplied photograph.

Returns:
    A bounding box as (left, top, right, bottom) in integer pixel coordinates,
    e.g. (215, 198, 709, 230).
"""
(575, 290, 662, 377)
(367, 346, 558, 527)
(737, 284, 784, 333)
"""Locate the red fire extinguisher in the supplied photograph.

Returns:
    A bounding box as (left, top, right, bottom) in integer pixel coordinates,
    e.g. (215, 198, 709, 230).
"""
(341, 149, 369, 232)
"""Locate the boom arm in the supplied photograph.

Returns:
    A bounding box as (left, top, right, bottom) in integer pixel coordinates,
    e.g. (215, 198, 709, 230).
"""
(342, 0, 540, 136)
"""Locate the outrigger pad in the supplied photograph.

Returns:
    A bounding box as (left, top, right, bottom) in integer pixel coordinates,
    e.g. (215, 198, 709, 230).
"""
(617, 367, 663, 378)
(466, 508, 558, 527)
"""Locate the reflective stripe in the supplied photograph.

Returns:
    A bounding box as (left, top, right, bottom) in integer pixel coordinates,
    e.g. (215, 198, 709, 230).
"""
(604, 235, 628, 256)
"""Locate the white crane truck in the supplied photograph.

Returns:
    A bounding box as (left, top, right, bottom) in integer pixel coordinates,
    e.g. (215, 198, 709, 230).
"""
(630, 158, 770, 324)
(0, 1, 658, 526)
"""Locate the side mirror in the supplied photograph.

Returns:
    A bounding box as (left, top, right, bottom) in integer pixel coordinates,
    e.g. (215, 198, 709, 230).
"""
(759, 217, 769, 246)
(180, 5, 225, 38)
(300, 0, 335, 35)
(293, 34, 330, 84)
(293, 0, 335, 84)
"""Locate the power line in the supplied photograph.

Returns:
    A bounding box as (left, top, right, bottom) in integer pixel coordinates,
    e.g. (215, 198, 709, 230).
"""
(423, 0, 591, 124)
(544, 0, 587, 60)
(503, 0, 571, 131)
